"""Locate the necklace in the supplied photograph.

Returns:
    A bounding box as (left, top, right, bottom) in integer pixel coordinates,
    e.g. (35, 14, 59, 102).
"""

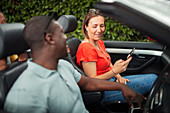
(98, 44, 110, 60)
(98, 43, 111, 68)
(89, 41, 99, 50)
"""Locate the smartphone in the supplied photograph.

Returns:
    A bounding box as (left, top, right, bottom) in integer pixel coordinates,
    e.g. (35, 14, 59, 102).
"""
(127, 48, 135, 59)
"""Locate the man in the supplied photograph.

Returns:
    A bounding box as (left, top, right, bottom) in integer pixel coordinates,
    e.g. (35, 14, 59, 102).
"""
(4, 16, 146, 113)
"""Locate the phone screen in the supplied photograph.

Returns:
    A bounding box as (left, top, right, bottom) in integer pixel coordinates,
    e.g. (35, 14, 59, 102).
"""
(127, 48, 135, 59)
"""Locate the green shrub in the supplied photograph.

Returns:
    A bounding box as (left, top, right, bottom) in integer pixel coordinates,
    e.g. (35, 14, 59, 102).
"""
(0, 0, 149, 41)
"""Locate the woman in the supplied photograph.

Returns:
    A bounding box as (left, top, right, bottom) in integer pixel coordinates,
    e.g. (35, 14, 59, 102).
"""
(76, 9, 157, 102)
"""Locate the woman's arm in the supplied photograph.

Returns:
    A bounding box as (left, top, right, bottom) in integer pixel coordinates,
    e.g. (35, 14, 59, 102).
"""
(82, 57, 132, 83)
(110, 62, 130, 84)
(82, 61, 116, 80)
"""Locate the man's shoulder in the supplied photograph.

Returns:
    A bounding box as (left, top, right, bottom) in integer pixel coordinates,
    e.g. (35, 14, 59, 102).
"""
(58, 59, 70, 65)
(58, 59, 73, 69)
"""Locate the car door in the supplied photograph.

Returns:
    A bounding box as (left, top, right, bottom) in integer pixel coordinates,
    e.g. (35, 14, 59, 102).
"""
(95, 0, 170, 112)
(95, 0, 170, 77)
(104, 41, 165, 76)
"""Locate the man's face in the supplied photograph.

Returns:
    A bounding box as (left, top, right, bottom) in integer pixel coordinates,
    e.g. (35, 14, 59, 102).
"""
(53, 21, 68, 59)
(0, 13, 6, 24)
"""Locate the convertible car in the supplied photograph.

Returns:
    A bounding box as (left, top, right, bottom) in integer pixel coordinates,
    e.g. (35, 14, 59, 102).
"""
(94, 0, 170, 113)
(0, 0, 170, 113)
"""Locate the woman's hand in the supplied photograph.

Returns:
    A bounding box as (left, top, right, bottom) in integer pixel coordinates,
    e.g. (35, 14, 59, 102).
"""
(115, 74, 129, 84)
(112, 57, 132, 74)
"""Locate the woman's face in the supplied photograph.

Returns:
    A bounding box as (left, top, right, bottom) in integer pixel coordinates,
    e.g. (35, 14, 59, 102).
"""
(85, 16, 105, 41)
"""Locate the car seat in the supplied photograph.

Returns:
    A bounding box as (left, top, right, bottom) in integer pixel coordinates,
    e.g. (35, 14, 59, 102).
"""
(0, 23, 29, 111)
(66, 37, 104, 105)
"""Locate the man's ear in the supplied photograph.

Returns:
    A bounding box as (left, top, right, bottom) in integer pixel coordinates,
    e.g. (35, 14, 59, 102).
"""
(45, 33, 55, 44)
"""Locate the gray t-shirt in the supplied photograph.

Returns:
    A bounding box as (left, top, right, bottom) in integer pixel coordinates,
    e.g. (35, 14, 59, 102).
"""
(4, 59, 88, 113)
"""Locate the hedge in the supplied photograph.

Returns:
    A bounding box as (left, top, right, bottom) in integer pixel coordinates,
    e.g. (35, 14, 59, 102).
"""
(0, 0, 150, 42)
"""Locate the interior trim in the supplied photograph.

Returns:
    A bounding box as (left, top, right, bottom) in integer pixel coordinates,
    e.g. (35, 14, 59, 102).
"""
(106, 48, 163, 56)
(162, 52, 170, 64)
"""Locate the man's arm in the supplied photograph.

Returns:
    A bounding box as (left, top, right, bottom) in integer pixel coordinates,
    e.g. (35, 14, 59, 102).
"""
(78, 74, 124, 91)
(77, 75, 146, 109)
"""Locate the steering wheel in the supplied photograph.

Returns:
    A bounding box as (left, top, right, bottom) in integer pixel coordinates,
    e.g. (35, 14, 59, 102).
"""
(143, 64, 170, 113)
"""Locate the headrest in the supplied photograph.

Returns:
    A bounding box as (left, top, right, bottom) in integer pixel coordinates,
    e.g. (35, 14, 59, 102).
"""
(67, 37, 81, 57)
(0, 23, 29, 59)
(58, 15, 77, 34)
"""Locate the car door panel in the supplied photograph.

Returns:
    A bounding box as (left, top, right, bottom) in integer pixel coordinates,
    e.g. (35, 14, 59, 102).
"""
(104, 41, 165, 75)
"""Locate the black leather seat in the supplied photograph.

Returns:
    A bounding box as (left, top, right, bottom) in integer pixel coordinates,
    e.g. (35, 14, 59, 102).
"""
(0, 23, 29, 111)
(66, 37, 104, 105)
